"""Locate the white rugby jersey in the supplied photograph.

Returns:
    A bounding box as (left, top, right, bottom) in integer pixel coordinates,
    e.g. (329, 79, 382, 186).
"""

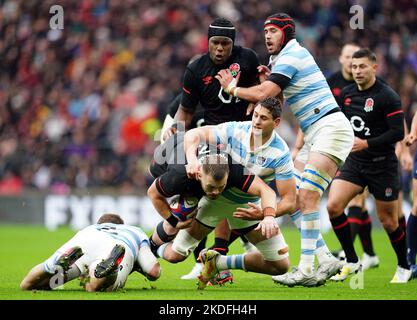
(215, 121, 293, 203)
(269, 39, 338, 132)
(88, 223, 149, 260)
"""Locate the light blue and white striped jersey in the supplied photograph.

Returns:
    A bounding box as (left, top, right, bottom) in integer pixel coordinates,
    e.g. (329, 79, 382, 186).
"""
(269, 39, 338, 132)
(215, 121, 294, 203)
(89, 223, 149, 260)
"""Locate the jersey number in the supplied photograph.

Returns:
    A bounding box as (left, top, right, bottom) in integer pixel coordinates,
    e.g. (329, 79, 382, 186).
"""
(350, 115, 370, 136)
(96, 226, 118, 235)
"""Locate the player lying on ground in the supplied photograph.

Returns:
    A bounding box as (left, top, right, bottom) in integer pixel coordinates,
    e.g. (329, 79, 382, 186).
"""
(20, 213, 160, 292)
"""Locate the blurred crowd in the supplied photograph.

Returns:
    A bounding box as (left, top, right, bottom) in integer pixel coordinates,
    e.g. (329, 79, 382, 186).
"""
(1, 0, 417, 195)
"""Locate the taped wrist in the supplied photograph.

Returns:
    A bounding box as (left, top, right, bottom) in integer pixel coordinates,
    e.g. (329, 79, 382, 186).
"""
(225, 77, 238, 94)
(263, 206, 276, 218)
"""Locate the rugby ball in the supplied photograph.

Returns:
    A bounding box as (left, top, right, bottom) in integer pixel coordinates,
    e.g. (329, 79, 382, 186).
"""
(169, 195, 199, 221)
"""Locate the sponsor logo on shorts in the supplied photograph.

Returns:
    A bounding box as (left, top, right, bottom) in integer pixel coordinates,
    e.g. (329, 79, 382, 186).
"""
(385, 187, 392, 197)
(364, 98, 374, 112)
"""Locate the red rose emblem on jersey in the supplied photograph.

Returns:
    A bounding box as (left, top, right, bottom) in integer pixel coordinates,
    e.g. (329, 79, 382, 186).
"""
(229, 63, 240, 77)
(364, 98, 374, 112)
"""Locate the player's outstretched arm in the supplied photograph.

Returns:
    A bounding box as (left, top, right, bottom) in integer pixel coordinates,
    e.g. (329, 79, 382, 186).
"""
(184, 126, 218, 178)
(246, 175, 279, 239)
(20, 264, 52, 290)
(216, 68, 281, 103)
(274, 178, 297, 217)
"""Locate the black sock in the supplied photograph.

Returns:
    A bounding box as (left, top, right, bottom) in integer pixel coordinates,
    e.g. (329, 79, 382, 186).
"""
(330, 213, 359, 263)
(407, 214, 417, 265)
(358, 210, 375, 256)
(210, 237, 229, 255)
(347, 206, 362, 242)
(398, 215, 407, 233)
(149, 237, 159, 256)
(228, 230, 240, 245)
(387, 227, 409, 269)
(193, 237, 207, 261)
(240, 235, 249, 243)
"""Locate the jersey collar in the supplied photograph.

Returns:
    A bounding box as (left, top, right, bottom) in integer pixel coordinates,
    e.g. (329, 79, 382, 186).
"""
(247, 129, 276, 153)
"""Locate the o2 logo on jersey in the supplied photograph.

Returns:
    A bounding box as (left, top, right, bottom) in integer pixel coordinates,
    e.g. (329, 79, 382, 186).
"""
(364, 98, 374, 112)
(350, 115, 371, 136)
(218, 63, 241, 104)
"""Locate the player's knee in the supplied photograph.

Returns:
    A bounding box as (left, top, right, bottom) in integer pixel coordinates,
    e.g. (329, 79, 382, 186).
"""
(163, 248, 186, 263)
(146, 263, 162, 281)
(85, 281, 101, 292)
(298, 189, 321, 212)
(269, 258, 290, 275)
(20, 278, 33, 290)
(327, 200, 343, 218)
(379, 215, 398, 233)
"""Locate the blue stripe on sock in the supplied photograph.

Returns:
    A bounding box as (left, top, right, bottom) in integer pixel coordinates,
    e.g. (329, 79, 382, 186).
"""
(301, 249, 315, 255)
(301, 229, 320, 239)
(290, 210, 301, 222)
(226, 256, 232, 269)
(302, 212, 320, 221)
(235, 256, 243, 269)
(316, 237, 325, 248)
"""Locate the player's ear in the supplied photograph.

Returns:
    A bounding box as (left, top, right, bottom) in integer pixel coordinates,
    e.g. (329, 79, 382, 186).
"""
(372, 63, 378, 73)
(274, 117, 281, 127)
(196, 171, 203, 181)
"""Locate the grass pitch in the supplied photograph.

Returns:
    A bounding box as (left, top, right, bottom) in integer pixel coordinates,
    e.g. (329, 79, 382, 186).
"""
(1, 224, 416, 300)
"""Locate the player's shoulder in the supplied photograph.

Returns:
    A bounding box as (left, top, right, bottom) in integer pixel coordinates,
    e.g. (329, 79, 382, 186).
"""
(270, 131, 291, 154)
(341, 83, 357, 96)
(227, 120, 251, 132)
(186, 54, 211, 73)
(235, 46, 258, 58)
(280, 39, 309, 58)
(327, 71, 342, 83)
(377, 78, 400, 100)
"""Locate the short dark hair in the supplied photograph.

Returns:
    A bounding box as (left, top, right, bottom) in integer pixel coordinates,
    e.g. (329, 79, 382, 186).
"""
(201, 154, 230, 181)
(257, 97, 282, 119)
(352, 48, 377, 63)
(97, 213, 124, 224)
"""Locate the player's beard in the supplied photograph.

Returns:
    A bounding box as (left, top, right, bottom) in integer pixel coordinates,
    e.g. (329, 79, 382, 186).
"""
(267, 42, 282, 55)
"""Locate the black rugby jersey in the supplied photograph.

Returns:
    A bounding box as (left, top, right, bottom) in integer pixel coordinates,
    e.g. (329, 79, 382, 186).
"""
(150, 132, 255, 199)
(327, 71, 355, 106)
(181, 46, 260, 125)
(340, 78, 404, 162)
(168, 93, 205, 129)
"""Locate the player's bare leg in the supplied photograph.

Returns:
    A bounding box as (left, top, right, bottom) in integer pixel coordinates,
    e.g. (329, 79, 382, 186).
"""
(21, 246, 83, 290)
(327, 179, 363, 281)
(157, 219, 212, 263)
(276, 152, 339, 286)
(408, 178, 417, 278)
(284, 158, 344, 282)
(198, 227, 290, 289)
